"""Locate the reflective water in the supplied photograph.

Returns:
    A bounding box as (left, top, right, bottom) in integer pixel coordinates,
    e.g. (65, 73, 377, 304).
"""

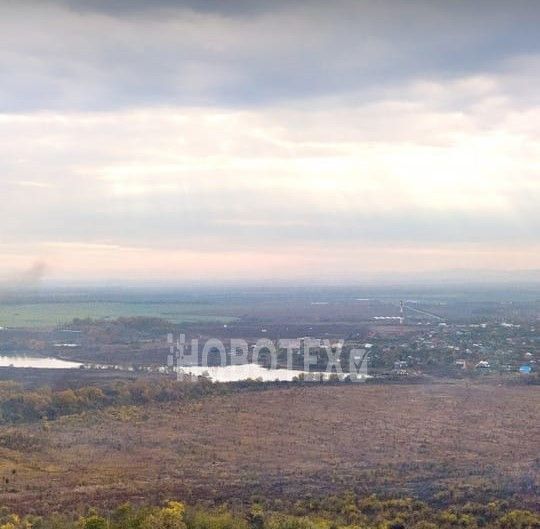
(0, 356, 370, 382)
(176, 364, 369, 382)
(0, 356, 83, 369)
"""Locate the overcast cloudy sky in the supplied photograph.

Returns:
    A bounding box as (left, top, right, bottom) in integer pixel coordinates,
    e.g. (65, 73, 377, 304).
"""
(1, 0, 540, 283)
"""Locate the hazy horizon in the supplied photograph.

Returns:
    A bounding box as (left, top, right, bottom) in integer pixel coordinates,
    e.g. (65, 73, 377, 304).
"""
(5, 267, 540, 292)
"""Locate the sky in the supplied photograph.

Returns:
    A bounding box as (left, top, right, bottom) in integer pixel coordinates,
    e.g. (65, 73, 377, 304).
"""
(1, 0, 540, 284)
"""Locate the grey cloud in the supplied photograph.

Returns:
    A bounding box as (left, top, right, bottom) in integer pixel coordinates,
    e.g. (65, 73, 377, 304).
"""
(55, 0, 282, 17)
(2, 1, 540, 111)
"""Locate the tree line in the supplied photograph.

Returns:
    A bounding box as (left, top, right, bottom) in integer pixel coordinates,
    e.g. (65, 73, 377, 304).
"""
(1, 495, 539, 529)
(0, 377, 317, 425)
(0, 378, 227, 424)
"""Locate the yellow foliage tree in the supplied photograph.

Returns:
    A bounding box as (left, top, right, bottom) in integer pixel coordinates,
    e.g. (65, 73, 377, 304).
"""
(142, 501, 186, 529)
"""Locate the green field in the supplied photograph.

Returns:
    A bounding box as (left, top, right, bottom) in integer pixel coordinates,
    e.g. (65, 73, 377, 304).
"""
(0, 302, 238, 328)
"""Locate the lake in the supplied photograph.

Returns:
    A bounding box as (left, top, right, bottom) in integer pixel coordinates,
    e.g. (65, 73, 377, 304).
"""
(0, 356, 370, 382)
(0, 356, 83, 369)
(175, 364, 369, 382)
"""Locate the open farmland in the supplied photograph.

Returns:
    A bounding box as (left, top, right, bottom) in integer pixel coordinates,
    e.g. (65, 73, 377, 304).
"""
(0, 381, 538, 514)
(0, 301, 239, 328)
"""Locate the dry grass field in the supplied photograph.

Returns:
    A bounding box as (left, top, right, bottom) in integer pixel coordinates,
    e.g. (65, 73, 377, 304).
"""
(0, 382, 538, 514)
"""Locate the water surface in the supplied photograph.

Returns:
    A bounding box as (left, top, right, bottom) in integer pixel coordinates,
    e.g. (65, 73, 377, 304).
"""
(177, 364, 369, 382)
(0, 356, 83, 369)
